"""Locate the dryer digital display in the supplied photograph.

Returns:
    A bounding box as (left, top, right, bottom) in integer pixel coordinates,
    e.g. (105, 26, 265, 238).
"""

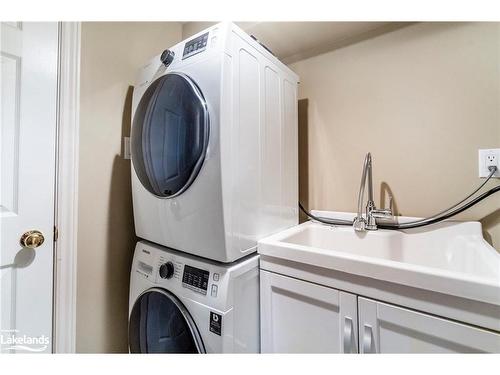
(182, 32, 208, 59)
(182, 265, 209, 295)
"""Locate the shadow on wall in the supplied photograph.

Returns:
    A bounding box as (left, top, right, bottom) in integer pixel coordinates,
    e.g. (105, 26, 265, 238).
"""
(298, 98, 401, 221)
(298, 99, 309, 223)
(380, 181, 401, 217)
(104, 86, 137, 352)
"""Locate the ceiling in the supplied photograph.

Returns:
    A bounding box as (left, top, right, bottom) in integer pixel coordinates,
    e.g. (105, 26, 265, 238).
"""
(182, 22, 413, 64)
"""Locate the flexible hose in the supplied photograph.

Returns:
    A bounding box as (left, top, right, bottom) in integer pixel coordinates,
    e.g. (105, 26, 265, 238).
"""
(379, 184, 500, 230)
(299, 167, 500, 230)
(403, 166, 498, 224)
(299, 202, 352, 226)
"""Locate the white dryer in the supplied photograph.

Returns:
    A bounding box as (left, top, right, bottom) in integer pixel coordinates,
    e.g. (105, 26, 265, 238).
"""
(130, 22, 299, 263)
(128, 241, 260, 353)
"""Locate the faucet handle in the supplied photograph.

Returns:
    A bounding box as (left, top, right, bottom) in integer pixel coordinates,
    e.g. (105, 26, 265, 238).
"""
(370, 209, 393, 219)
(371, 195, 393, 220)
(353, 216, 367, 232)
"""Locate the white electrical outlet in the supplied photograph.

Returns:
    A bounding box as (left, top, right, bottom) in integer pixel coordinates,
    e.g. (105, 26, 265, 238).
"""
(478, 148, 500, 178)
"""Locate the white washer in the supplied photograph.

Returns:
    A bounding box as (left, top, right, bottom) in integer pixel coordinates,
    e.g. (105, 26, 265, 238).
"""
(130, 22, 299, 263)
(128, 240, 260, 353)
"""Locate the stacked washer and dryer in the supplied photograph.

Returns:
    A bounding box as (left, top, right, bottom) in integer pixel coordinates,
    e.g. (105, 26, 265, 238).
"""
(128, 22, 299, 353)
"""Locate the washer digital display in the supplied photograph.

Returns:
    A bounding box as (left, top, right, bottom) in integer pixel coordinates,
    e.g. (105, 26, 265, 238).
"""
(182, 265, 209, 295)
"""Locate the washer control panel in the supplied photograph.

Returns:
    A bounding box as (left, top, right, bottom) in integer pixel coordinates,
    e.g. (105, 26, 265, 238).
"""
(182, 264, 209, 295)
(136, 260, 153, 279)
(159, 261, 175, 279)
(182, 32, 209, 60)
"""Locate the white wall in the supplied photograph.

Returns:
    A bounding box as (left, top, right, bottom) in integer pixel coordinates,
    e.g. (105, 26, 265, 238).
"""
(290, 22, 500, 249)
(77, 22, 182, 353)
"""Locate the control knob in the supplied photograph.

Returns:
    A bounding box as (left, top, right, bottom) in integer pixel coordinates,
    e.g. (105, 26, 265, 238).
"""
(159, 261, 175, 279)
(160, 49, 175, 67)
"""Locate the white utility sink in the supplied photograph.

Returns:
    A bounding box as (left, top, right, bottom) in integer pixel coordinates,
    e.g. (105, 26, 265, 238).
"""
(258, 213, 500, 306)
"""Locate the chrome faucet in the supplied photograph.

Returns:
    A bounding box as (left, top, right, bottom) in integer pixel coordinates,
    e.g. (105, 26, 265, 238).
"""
(353, 153, 393, 231)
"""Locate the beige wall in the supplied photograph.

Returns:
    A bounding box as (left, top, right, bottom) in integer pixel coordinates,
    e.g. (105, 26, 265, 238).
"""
(77, 21, 500, 352)
(77, 22, 182, 353)
(290, 22, 500, 249)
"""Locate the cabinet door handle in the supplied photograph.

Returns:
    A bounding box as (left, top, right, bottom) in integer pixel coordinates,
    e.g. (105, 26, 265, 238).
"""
(362, 324, 375, 353)
(343, 317, 355, 353)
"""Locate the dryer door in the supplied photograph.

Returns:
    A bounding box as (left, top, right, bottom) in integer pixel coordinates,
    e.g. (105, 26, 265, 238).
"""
(129, 288, 205, 353)
(131, 72, 209, 198)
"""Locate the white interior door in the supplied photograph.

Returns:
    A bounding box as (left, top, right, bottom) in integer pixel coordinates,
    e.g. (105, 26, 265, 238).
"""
(1, 22, 58, 353)
(358, 297, 500, 353)
(260, 270, 358, 353)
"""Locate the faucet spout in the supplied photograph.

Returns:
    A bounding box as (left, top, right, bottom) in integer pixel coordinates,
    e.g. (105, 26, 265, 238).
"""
(353, 152, 392, 232)
(354, 153, 373, 231)
(367, 154, 373, 204)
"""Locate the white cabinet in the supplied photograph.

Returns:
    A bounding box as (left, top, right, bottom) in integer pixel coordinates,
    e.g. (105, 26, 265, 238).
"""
(260, 270, 358, 353)
(358, 297, 500, 353)
(260, 270, 500, 353)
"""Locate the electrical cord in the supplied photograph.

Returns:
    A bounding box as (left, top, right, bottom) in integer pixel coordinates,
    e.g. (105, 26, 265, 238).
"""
(299, 166, 500, 230)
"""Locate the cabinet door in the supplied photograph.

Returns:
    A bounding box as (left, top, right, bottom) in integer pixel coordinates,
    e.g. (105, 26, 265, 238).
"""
(260, 270, 358, 353)
(358, 297, 500, 353)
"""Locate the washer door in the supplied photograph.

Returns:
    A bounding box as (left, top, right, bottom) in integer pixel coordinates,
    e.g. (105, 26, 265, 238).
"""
(131, 72, 209, 198)
(129, 288, 205, 353)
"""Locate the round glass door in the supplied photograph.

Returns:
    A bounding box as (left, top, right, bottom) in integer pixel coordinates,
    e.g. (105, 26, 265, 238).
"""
(129, 289, 205, 353)
(131, 73, 209, 198)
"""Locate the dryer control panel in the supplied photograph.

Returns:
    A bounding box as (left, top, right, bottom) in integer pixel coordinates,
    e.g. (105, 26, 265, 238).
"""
(182, 32, 209, 59)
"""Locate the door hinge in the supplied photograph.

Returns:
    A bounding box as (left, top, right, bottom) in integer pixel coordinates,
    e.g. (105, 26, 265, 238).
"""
(53, 226, 59, 242)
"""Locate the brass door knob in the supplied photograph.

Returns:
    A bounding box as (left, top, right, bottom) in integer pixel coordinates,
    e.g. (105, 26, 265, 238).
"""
(20, 230, 45, 249)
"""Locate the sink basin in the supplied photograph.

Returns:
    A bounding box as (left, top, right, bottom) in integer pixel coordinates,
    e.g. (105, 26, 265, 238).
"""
(258, 214, 500, 305)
